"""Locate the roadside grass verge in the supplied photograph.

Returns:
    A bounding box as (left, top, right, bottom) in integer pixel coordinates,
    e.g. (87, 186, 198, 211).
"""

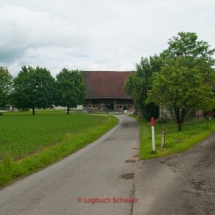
(0, 110, 118, 187)
(132, 116, 215, 160)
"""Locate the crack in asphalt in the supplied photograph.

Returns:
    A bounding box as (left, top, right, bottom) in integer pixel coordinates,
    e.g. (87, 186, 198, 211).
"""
(130, 181, 135, 215)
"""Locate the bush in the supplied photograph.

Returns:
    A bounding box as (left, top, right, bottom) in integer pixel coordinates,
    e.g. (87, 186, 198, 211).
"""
(139, 102, 159, 121)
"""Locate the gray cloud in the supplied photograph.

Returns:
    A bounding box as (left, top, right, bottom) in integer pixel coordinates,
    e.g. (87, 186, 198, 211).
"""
(0, 0, 214, 77)
(0, 4, 89, 63)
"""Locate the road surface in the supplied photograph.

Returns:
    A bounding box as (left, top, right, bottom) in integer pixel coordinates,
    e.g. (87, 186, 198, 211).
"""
(133, 132, 215, 215)
(1, 115, 215, 215)
(0, 115, 139, 215)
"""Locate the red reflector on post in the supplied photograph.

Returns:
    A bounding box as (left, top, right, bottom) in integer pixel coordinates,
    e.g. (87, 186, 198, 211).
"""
(151, 117, 154, 126)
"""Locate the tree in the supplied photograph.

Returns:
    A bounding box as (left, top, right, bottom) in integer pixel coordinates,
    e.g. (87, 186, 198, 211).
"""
(148, 32, 215, 131)
(0, 67, 12, 109)
(11, 66, 55, 115)
(55, 69, 86, 115)
(161, 32, 215, 63)
(124, 56, 160, 120)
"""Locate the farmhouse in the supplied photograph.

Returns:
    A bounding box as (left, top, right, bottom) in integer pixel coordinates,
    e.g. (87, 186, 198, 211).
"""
(81, 71, 134, 112)
(159, 106, 204, 120)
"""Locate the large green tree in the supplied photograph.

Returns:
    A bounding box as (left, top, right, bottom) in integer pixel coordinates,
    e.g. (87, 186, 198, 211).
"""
(11, 66, 55, 115)
(55, 69, 86, 115)
(148, 32, 215, 131)
(124, 56, 161, 120)
(161, 32, 215, 62)
(0, 67, 12, 109)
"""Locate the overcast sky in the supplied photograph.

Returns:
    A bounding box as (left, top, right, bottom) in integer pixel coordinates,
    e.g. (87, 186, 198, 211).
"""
(0, 0, 215, 77)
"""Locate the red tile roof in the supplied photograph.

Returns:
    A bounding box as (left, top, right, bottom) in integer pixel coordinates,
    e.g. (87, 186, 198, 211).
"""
(81, 71, 133, 99)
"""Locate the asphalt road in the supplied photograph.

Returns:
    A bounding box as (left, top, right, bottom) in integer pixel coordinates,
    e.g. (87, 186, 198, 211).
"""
(1, 115, 215, 215)
(0, 115, 140, 215)
(133, 132, 215, 215)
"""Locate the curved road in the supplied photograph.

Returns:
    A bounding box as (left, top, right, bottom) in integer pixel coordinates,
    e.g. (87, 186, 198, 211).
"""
(1, 115, 215, 215)
(0, 115, 140, 215)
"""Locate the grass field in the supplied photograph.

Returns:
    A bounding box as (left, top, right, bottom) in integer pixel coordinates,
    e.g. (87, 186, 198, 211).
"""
(134, 116, 215, 159)
(0, 110, 118, 186)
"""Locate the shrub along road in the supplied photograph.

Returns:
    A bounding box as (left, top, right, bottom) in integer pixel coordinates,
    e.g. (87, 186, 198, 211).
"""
(0, 115, 215, 214)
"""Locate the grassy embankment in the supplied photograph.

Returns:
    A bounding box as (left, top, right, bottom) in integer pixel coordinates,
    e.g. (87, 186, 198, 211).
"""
(0, 110, 118, 187)
(133, 116, 215, 159)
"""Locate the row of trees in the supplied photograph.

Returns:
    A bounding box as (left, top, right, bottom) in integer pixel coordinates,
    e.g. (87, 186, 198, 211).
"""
(124, 32, 215, 131)
(0, 66, 86, 115)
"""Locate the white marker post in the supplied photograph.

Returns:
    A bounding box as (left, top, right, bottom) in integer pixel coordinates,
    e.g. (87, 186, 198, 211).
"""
(161, 131, 165, 148)
(151, 117, 155, 152)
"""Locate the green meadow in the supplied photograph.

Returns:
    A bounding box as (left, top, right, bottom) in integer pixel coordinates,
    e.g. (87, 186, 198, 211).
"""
(0, 110, 118, 186)
(135, 116, 215, 159)
(1, 109, 214, 187)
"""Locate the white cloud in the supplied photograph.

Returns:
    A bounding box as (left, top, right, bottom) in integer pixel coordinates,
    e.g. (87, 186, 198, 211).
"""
(0, 0, 214, 77)
(0, 4, 89, 63)
(120, 63, 134, 71)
